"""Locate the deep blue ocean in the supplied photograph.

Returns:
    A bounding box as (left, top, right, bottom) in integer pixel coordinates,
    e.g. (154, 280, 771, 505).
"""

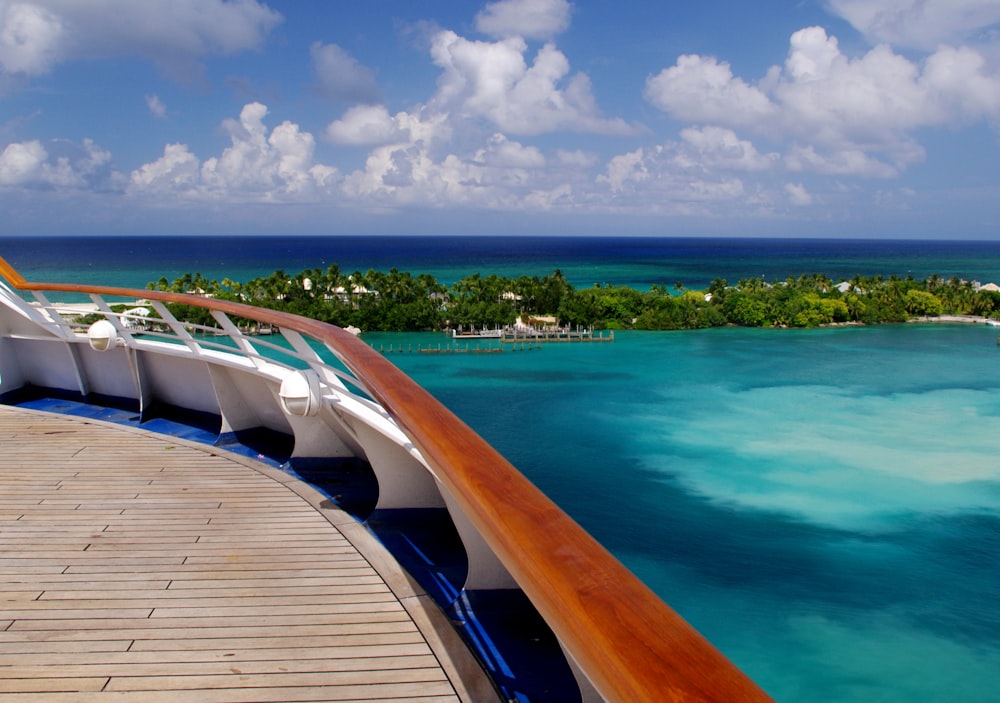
(6, 234, 1000, 291)
(3, 235, 1000, 702)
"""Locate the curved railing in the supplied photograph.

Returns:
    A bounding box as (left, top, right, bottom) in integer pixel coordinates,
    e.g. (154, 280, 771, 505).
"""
(0, 256, 774, 703)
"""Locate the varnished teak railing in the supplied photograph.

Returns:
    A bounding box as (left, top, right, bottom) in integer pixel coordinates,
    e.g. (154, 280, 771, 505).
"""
(0, 256, 774, 703)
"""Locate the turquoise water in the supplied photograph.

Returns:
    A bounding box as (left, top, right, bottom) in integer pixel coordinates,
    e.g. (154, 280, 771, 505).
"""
(369, 325, 1000, 703)
(3, 236, 1000, 701)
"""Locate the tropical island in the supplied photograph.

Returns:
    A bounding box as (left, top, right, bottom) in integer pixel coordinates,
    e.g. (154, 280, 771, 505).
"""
(145, 266, 1000, 333)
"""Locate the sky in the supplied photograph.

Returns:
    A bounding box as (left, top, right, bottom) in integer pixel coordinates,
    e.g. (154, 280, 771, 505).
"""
(0, 0, 999, 239)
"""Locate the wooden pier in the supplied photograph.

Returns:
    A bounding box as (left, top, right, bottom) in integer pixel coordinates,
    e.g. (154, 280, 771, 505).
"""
(0, 406, 494, 702)
(378, 342, 527, 354)
(501, 329, 614, 344)
(377, 328, 613, 355)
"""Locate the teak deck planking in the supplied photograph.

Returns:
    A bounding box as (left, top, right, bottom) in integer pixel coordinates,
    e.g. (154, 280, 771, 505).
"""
(0, 406, 489, 702)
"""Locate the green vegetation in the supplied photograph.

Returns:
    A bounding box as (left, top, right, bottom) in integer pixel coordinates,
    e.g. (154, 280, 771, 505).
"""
(147, 268, 1000, 332)
(76, 303, 152, 327)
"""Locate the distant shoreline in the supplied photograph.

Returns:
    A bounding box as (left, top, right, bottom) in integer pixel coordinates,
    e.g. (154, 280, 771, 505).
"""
(48, 300, 1000, 333)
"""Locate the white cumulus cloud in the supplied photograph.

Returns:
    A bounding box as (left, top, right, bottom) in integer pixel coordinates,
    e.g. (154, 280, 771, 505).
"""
(145, 94, 167, 118)
(920, 45, 1000, 121)
(785, 144, 901, 178)
(0, 1, 63, 75)
(645, 25, 1000, 178)
(130, 143, 200, 192)
(645, 54, 777, 127)
(0, 140, 48, 183)
(827, 0, 1000, 51)
(475, 0, 571, 40)
(325, 105, 443, 146)
(785, 182, 813, 206)
(473, 133, 545, 168)
(555, 149, 598, 168)
(311, 42, 381, 104)
(677, 126, 778, 172)
(0, 137, 114, 189)
(339, 128, 591, 214)
(430, 29, 638, 136)
(0, 0, 282, 78)
(595, 129, 830, 218)
(129, 103, 339, 202)
(597, 145, 749, 215)
(600, 147, 648, 193)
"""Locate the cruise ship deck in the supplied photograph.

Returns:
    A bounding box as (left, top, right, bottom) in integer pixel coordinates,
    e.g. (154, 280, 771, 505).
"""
(0, 405, 491, 702)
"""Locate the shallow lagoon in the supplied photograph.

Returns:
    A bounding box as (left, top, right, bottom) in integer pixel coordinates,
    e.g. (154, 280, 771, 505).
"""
(367, 323, 1000, 703)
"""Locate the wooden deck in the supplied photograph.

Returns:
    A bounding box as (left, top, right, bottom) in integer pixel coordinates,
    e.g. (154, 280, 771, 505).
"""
(0, 406, 494, 703)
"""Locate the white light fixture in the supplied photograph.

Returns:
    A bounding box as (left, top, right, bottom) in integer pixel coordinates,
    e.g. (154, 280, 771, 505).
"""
(87, 319, 123, 352)
(279, 369, 322, 417)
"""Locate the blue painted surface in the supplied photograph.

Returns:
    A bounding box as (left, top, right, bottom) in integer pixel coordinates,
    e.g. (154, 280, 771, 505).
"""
(362, 507, 579, 703)
(13, 394, 144, 426)
(2, 391, 285, 464)
(450, 590, 580, 703)
(283, 457, 378, 517)
(218, 429, 294, 467)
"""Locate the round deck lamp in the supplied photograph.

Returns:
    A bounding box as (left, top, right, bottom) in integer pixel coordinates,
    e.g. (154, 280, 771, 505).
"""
(87, 319, 121, 352)
(279, 369, 322, 417)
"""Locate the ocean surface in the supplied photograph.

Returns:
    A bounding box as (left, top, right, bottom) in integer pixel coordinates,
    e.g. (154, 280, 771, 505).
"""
(3, 235, 1000, 702)
(5, 234, 1000, 291)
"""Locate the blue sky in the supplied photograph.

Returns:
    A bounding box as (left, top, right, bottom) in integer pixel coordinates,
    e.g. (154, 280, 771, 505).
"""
(1, 0, 998, 238)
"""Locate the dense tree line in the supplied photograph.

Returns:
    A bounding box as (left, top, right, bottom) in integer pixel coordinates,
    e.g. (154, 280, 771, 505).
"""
(146, 267, 1000, 332)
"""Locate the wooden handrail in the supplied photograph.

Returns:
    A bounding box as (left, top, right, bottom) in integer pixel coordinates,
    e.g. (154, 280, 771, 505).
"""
(0, 258, 27, 288)
(0, 257, 774, 703)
